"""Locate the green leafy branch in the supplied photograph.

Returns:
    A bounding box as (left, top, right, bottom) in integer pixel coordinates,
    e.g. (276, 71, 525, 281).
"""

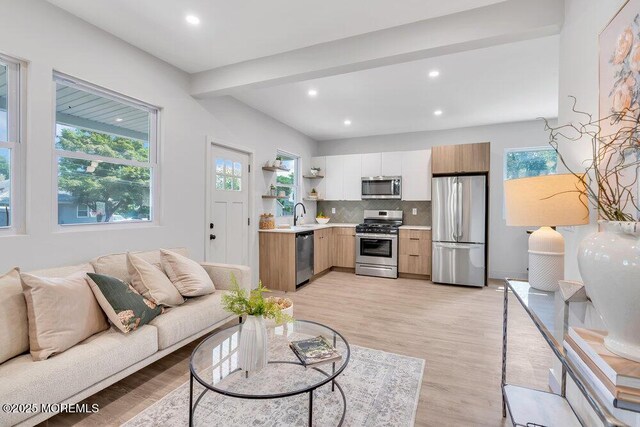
(221, 274, 293, 325)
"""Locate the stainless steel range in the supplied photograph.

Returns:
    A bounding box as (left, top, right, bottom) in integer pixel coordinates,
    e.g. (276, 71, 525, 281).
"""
(355, 210, 403, 279)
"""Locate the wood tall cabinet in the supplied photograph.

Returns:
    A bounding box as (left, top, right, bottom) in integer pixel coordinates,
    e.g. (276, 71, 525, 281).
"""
(314, 228, 333, 274)
(259, 232, 296, 292)
(431, 142, 490, 175)
(398, 229, 432, 276)
(333, 227, 356, 268)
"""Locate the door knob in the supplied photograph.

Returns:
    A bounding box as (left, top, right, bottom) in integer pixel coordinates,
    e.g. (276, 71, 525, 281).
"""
(210, 234, 216, 240)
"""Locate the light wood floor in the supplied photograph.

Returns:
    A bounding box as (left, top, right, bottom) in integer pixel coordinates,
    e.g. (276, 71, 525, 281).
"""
(42, 271, 552, 427)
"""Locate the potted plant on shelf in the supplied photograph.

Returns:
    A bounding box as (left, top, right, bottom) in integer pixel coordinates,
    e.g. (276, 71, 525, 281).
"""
(222, 276, 293, 372)
(309, 188, 318, 200)
(545, 97, 640, 361)
(273, 156, 282, 168)
(269, 184, 276, 197)
(310, 167, 321, 176)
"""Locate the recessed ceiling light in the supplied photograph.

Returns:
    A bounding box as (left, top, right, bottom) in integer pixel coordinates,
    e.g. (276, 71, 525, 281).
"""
(428, 70, 440, 78)
(115, 118, 123, 122)
(185, 15, 200, 26)
(307, 89, 318, 97)
(343, 119, 352, 126)
(433, 110, 443, 116)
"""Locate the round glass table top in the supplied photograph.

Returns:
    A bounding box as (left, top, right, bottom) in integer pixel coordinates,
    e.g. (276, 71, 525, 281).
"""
(190, 320, 350, 399)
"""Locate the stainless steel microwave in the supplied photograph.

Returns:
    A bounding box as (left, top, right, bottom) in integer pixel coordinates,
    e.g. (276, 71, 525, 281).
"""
(361, 176, 402, 199)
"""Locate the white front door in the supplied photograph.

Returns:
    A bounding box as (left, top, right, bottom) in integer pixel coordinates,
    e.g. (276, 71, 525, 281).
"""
(209, 145, 250, 266)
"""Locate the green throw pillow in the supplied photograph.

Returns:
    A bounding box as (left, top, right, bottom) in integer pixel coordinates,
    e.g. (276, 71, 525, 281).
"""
(87, 273, 163, 333)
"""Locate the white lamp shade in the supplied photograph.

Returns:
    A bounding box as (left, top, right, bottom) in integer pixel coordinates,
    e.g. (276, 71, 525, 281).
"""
(504, 174, 589, 227)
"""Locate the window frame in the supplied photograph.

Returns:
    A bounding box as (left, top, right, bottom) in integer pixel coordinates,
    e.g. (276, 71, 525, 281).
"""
(0, 53, 25, 236)
(52, 72, 160, 229)
(275, 150, 299, 218)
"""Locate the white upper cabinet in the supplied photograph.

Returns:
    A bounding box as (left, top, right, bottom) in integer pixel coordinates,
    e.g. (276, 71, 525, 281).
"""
(361, 153, 382, 177)
(381, 152, 403, 176)
(401, 149, 431, 201)
(342, 154, 362, 200)
(324, 155, 344, 201)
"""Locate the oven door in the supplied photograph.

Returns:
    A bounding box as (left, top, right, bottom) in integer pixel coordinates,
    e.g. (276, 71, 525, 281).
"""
(361, 177, 401, 199)
(356, 234, 398, 267)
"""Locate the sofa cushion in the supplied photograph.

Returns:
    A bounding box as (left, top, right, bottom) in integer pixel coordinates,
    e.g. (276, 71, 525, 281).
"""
(127, 252, 184, 306)
(28, 262, 95, 278)
(0, 268, 29, 364)
(87, 273, 163, 333)
(21, 271, 109, 361)
(0, 325, 157, 427)
(161, 249, 214, 297)
(92, 248, 188, 282)
(149, 292, 233, 349)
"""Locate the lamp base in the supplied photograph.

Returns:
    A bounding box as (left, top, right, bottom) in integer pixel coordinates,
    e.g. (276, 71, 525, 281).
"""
(528, 226, 565, 292)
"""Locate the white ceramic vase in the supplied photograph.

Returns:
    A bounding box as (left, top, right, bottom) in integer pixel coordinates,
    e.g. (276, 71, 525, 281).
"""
(238, 315, 268, 371)
(578, 221, 640, 361)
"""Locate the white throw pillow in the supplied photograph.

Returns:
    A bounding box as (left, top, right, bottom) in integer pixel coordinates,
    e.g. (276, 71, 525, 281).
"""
(0, 268, 29, 364)
(127, 252, 184, 306)
(160, 249, 215, 297)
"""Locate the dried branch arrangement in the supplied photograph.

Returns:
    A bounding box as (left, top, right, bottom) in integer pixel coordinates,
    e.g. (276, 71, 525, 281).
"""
(544, 97, 640, 222)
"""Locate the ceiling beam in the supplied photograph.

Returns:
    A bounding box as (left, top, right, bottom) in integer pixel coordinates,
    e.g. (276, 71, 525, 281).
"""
(190, 0, 563, 98)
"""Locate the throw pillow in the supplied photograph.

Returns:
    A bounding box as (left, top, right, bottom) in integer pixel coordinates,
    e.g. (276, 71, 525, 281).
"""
(127, 252, 184, 306)
(160, 249, 214, 297)
(21, 271, 109, 361)
(0, 268, 29, 364)
(86, 273, 163, 333)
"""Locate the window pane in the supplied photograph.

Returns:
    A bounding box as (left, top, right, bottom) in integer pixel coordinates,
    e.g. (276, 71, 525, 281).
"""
(0, 63, 7, 142)
(216, 159, 224, 173)
(505, 149, 558, 180)
(276, 169, 294, 185)
(233, 162, 242, 177)
(233, 177, 241, 191)
(225, 176, 233, 190)
(0, 147, 10, 227)
(216, 174, 224, 190)
(55, 82, 150, 162)
(225, 160, 233, 175)
(276, 186, 295, 216)
(57, 157, 151, 224)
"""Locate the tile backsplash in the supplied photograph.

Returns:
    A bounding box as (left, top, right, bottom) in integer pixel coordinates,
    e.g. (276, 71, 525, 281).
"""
(316, 200, 431, 225)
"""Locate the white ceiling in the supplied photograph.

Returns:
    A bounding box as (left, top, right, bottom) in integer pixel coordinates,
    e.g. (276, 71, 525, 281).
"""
(234, 36, 560, 140)
(47, 0, 506, 73)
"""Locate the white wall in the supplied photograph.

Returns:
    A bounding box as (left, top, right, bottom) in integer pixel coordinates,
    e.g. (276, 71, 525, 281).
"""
(317, 119, 556, 279)
(0, 0, 315, 286)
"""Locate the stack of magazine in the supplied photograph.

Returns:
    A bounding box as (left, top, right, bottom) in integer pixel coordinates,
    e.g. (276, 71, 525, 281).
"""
(290, 336, 342, 367)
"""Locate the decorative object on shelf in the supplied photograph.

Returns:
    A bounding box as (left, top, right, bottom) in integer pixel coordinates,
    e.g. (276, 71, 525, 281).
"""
(310, 167, 321, 176)
(259, 213, 275, 230)
(273, 156, 282, 168)
(269, 184, 276, 197)
(221, 276, 293, 372)
(307, 188, 318, 200)
(504, 174, 589, 291)
(316, 211, 330, 224)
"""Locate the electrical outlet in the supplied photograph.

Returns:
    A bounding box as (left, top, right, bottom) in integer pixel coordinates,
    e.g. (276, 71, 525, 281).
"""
(412, 208, 418, 215)
(332, 207, 336, 214)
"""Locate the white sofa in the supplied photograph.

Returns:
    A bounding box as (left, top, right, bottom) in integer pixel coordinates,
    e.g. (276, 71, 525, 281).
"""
(0, 248, 251, 427)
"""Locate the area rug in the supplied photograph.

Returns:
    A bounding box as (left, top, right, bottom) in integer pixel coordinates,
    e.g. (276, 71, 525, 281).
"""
(122, 345, 424, 427)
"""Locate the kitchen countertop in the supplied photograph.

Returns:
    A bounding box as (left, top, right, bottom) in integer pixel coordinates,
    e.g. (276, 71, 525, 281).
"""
(259, 223, 431, 233)
(399, 225, 432, 230)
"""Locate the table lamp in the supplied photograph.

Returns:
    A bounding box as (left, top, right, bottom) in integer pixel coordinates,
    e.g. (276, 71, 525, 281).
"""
(504, 174, 589, 291)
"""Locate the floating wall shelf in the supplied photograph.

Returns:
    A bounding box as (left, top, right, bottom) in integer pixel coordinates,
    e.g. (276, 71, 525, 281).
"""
(262, 166, 290, 172)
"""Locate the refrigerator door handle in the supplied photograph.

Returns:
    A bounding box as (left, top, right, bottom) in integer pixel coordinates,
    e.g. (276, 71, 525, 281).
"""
(457, 179, 463, 242)
(452, 177, 458, 240)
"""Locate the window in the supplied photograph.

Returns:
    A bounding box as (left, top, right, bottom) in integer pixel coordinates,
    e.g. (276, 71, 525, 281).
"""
(215, 158, 242, 191)
(54, 73, 158, 225)
(504, 147, 558, 180)
(275, 151, 298, 217)
(0, 55, 22, 231)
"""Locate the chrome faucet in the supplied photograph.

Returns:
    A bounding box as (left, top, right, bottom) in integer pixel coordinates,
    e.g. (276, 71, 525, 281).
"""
(293, 202, 307, 226)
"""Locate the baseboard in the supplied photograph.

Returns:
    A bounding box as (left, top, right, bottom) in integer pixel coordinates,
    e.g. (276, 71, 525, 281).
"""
(399, 273, 430, 280)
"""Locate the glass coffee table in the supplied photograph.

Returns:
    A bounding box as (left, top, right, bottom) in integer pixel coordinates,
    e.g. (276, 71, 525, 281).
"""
(189, 320, 350, 427)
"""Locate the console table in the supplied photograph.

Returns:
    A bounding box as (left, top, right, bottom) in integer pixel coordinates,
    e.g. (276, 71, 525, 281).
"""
(501, 278, 627, 426)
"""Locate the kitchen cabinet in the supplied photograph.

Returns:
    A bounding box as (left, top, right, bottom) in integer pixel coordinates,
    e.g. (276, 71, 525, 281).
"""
(259, 233, 296, 292)
(361, 153, 382, 177)
(431, 142, 490, 175)
(398, 229, 432, 276)
(314, 228, 333, 273)
(401, 149, 432, 201)
(382, 152, 403, 176)
(324, 155, 344, 200)
(333, 227, 356, 268)
(342, 154, 362, 200)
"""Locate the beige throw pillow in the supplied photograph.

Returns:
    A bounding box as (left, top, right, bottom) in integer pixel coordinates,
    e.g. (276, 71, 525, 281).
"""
(0, 268, 29, 364)
(21, 271, 109, 361)
(127, 252, 184, 306)
(160, 249, 214, 297)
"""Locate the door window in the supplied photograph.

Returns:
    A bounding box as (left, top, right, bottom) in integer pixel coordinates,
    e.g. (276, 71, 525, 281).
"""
(215, 158, 242, 191)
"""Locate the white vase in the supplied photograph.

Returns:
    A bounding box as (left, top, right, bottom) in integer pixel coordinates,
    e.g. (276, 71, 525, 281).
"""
(238, 315, 268, 371)
(578, 221, 640, 361)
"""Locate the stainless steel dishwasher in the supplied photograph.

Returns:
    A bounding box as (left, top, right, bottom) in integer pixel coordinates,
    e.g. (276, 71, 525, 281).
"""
(296, 231, 314, 286)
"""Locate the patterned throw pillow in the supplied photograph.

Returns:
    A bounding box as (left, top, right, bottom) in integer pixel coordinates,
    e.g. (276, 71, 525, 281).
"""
(86, 273, 163, 333)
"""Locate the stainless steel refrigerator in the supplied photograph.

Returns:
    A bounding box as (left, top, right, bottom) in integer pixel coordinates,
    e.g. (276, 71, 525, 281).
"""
(432, 175, 487, 287)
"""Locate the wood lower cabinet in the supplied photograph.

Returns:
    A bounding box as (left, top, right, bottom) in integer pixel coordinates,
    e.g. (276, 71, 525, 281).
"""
(432, 142, 490, 175)
(259, 232, 296, 292)
(333, 227, 356, 268)
(314, 228, 333, 274)
(398, 229, 432, 276)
